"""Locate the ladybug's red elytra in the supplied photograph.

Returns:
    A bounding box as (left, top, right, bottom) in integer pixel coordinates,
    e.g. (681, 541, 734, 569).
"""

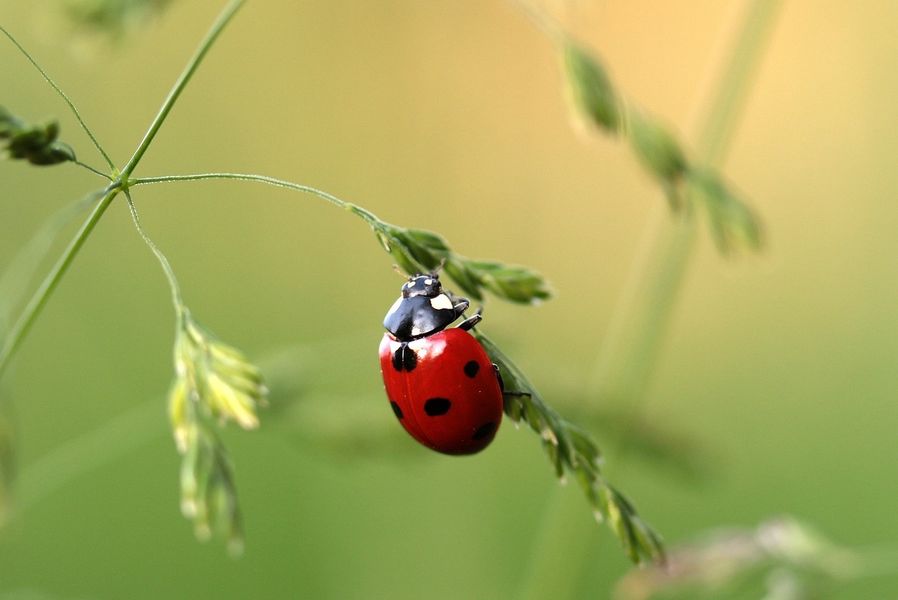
(379, 273, 504, 455)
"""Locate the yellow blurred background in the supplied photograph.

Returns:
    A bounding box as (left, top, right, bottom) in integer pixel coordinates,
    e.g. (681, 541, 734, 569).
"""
(1, 0, 897, 598)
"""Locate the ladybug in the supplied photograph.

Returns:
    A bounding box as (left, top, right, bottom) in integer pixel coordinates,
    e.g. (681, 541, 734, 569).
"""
(379, 273, 504, 455)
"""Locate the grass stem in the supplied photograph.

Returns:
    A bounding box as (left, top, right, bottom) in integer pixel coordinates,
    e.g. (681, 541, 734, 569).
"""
(120, 0, 244, 178)
(0, 25, 114, 170)
(124, 192, 185, 313)
(73, 160, 113, 180)
(130, 172, 350, 210)
(130, 172, 381, 229)
(0, 184, 119, 377)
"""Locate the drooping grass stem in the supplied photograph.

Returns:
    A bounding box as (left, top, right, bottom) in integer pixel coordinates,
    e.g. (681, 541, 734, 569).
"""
(130, 173, 383, 229)
(124, 191, 185, 314)
(130, 173, 350, 210)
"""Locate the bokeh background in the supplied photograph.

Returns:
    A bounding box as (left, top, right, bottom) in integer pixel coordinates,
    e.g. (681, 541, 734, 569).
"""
(1, 1, 898, 598)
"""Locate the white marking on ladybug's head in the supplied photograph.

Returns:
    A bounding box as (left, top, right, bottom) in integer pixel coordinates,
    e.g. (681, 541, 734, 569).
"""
(402, 274, 442, 298)
(411, 325, 424, 337)
(430, 293, 454, 311)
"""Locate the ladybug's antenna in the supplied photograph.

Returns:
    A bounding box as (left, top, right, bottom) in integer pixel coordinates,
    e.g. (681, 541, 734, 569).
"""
(391, 264, 410, 279)
(431, 258, 447, 277)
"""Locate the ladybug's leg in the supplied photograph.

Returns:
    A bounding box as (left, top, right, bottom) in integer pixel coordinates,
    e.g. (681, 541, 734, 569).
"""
(452, 298, 470, 320)
(457, 305, 484, 331)
(457, 313, 482, 331)
(493, 363, 504, 393)
(493, 364, 531, 398)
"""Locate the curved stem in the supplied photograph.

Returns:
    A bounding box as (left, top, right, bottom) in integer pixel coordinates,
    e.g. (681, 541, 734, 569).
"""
(124, 191, 185, 313)
(0, 25, 115, 170)
(0, 183, 120, 377)
(120, 0, 245, 178)
(130, 172, 349, 209)
(130, 172, 382, 228)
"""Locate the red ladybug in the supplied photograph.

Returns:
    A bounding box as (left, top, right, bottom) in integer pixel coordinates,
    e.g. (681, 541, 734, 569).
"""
(379, 273, 504, 455)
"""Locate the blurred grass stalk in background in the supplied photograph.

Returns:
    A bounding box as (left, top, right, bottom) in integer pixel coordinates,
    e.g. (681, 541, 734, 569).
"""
(614, 517, 865, 600)
(516, 0, 782, 597)
(591, 0, 782, 409)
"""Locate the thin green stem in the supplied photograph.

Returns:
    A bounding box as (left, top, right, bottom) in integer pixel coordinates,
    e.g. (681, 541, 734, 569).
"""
(0, 25, 114, 170)
(73, 159, 113, 180)
(130, 172, 381, 228)
(0, 184, 120, 377)
(124, 191, 185, 313)
(131, 173, 348, 209)
(120, 0, 245, 178)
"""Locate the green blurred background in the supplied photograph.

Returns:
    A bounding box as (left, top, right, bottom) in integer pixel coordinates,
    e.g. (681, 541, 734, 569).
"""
(2, 0, 898, 598)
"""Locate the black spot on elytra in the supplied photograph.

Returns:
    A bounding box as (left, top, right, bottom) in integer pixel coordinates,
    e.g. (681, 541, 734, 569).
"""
(390, 402, 403, 419)
(472, 422, 496, 440)
(391, 344, 417, 372)
(463, 360, 480, 378)
(423, 397, 451, 416)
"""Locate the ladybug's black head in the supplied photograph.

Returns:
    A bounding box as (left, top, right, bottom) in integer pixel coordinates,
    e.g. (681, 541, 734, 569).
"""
(385, 273, 468, 341)
(401, 274, 442, 299)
